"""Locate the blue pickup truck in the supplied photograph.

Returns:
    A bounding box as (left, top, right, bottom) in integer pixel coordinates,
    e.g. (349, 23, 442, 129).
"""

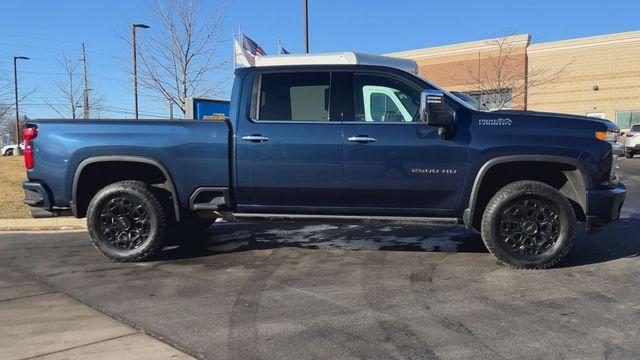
(22, 52, 626, 269)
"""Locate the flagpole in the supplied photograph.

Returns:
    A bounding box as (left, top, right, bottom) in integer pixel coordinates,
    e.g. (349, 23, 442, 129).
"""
(232, 27, 236, 69)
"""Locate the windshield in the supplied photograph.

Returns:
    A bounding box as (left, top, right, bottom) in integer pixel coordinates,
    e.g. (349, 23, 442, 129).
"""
(413, 73, 476, 111)
(451, 92, 490, 111)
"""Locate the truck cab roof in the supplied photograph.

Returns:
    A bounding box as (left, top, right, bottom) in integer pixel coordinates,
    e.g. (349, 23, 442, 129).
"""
(248, 52, 419, 74)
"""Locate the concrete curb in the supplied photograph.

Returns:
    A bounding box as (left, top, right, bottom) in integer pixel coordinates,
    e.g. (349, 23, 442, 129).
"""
(0, 265, 194, 359)
(0, 217, 86, 231)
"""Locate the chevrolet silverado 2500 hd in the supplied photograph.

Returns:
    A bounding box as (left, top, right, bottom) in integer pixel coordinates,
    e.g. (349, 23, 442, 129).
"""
(22, 52, 626, 269)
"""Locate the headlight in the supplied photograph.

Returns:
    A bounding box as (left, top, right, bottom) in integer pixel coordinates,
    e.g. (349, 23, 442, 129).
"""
(595, 130, 620, 142)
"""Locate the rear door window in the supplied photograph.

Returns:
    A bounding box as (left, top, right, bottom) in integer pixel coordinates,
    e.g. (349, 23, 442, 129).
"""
(253, 72, 331, 121)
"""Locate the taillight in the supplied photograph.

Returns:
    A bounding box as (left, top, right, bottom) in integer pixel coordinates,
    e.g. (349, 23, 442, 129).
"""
(627, 133, 635, 138)
(22, 126, 37, 170)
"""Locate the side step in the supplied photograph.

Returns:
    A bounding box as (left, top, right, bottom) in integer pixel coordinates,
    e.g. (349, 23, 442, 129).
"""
(231, 213, 459, 227)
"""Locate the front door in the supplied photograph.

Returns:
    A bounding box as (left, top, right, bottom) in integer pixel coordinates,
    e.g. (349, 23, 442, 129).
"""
(341, 71, 469, 216)
(235, 71, 343, 212)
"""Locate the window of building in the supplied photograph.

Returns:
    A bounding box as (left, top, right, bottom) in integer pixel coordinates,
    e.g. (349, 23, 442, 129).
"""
(255, 72, 330, 121)
(354, 73, 420, 122)
(468, 90, 513, 110)
(616, 111, 640, 130)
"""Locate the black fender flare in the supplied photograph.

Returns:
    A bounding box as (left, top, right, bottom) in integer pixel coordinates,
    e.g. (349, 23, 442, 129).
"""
(463, 155, 590, 229)
(71, 155, 180, 221)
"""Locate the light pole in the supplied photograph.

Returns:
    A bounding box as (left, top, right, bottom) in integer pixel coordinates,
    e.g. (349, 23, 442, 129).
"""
(303, 0, 309, 53)
(13, 56, 29, 145)
(132, 23, 150, 119)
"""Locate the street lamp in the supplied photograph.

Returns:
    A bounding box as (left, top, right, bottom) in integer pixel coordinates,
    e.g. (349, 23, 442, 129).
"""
(13, 56, 29, 145)
(132, 23, 150, 119)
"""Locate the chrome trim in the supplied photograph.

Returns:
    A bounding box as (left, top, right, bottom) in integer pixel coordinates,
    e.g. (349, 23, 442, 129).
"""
(347, 136, 377, 143)
(241, 135, 270, 142)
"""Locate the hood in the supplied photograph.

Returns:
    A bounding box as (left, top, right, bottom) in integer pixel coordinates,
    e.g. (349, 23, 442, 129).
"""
(489, 109, 619, 131)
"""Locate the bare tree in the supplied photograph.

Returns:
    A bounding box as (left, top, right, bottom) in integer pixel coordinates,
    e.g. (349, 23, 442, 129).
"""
(458, 33, 572, 110)
(0, 63, 32, 119)
(0, 77, 13, 120)
(0, 113, 28, 146)
(0, 61, 35, 143)
(46, 52, 105, 119)
(45, 53, 82, 118)
(135, 0, 227, 115)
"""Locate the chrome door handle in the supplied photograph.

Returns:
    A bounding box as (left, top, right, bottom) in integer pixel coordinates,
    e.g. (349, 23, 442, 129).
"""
(347, 136, 377, 143)
(241, 135, 269, 142)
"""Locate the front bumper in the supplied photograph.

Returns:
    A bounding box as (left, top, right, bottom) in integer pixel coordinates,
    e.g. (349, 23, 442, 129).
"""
(586, 183, 626, 234)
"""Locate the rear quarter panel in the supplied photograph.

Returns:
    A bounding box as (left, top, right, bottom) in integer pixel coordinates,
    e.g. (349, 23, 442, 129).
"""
(26, 119, 230, 209)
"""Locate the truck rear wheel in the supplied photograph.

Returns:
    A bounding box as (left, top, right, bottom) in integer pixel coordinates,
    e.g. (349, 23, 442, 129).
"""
(87, 181, 166, 262)
(480, 180, 576, 269)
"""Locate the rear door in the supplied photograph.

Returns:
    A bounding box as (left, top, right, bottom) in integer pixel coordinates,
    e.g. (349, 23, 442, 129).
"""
(235, 70, 343, 212)
(341, 71, 469, 215)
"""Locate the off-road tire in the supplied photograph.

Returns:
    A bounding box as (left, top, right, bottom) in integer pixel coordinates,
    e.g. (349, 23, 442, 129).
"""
(481, 180, 576, 269)
(5, 149, 13, 156)
(87, 181, 166, 262)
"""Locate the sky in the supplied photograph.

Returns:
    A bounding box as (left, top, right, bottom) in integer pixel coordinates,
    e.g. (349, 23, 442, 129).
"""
(0, 0, 638, 119)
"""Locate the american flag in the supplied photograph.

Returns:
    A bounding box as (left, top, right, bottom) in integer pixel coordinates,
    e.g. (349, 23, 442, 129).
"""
(242, 34, 266, 56)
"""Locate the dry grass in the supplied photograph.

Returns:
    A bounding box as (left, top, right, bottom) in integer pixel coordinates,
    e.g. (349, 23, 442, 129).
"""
(0, 156, 31, 218)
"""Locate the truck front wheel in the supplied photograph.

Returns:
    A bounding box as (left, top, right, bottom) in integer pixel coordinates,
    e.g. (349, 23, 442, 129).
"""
(481, 180, 576, 269)
(87, 181, 166, 262)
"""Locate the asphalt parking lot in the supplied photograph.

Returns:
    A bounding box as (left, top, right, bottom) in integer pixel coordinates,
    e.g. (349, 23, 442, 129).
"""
(1, 159, 639, 360)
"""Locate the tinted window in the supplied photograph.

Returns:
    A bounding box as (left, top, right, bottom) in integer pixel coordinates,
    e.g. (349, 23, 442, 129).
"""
(256, 72, 330, 121)
(353, 73, 420, 122)
(631, 124, 640, 132)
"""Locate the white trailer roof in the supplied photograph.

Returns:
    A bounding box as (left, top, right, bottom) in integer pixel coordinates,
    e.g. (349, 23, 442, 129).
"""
(252, 52, 419, 74)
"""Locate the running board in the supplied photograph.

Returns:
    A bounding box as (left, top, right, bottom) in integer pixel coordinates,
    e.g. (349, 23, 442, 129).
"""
(231, 213, 459, 227)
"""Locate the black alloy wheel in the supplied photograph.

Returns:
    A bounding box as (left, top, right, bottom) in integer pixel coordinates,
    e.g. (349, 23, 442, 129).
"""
(481, 180, 576, 269)
(98, 196, 151, 251)
(498, 197, 560, 257)
(87, 181, 166, 262)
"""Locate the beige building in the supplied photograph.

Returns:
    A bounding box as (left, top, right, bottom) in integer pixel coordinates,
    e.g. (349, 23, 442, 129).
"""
(388, 30, 640, 130)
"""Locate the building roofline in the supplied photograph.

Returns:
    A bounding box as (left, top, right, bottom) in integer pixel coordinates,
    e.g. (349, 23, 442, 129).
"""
(386, 34, 531, 59)
(385, 30, 640, 59)
(528, 30, 640, 54)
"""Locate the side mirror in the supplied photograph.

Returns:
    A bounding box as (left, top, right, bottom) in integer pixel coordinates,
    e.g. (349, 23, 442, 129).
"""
(420, 90, 454, 127)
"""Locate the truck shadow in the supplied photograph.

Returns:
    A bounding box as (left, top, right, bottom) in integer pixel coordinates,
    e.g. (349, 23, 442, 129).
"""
(159, 217, 640, 268)
(161, 222, 486, 259)
(560, 216, 640, 267)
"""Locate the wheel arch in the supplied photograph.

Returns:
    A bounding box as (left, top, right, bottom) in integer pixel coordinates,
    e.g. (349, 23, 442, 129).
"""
(463, 155, 590, 230)
(71, 156, 180, 221)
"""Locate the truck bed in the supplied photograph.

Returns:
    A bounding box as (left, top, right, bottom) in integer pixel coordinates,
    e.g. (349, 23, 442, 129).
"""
(26, 119, 231, 209)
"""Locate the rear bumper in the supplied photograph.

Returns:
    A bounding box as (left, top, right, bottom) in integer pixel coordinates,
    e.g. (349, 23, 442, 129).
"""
(586, 183, 626, 234)
(22, 181, 71, 218)
(23, 181, 52, 208)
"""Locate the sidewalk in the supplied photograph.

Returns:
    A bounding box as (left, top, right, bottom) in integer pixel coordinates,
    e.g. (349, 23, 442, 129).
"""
(0, 266, 194, 360)
(0, 217, 86, 231)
